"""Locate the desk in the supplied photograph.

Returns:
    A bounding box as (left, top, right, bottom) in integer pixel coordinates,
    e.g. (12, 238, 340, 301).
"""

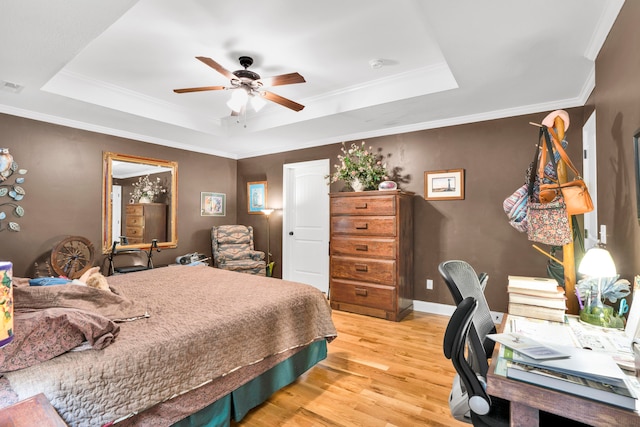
(486, 315, 640, 427)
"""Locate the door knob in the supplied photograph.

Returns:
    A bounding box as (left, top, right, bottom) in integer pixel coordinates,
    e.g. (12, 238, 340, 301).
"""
(289, 231, 294, 235)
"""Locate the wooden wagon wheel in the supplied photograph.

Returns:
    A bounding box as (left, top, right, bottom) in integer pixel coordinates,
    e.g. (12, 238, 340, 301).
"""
(50, 236, 95, 279)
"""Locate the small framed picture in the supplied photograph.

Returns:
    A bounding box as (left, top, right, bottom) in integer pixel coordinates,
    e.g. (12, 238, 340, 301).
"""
(201, 192, 226, 216)
(424, 169, 465, 200)
(247, 181, 268, 214)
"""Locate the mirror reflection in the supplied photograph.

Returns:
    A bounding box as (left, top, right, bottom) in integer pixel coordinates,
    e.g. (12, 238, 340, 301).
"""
(102, 152, 178, 253)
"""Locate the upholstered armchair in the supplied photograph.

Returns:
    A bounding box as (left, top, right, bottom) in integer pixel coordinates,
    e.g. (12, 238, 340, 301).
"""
(211, 225, 266, 276)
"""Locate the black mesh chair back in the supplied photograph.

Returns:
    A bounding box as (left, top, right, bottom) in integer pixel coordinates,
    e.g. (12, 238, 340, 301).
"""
(439, 260, 496, 376)
(444, 297, 509, 426)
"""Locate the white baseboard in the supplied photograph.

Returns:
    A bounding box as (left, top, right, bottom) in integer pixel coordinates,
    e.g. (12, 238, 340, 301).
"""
(413, 300, 456, 316)
(413, 300, 504, 324)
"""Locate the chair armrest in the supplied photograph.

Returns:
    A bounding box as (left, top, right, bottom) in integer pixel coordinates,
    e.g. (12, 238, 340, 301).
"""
(249, 251, 265, 261)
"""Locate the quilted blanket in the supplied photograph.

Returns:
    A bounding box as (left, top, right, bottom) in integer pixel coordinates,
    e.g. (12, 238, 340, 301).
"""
(2, 265, 337, 426)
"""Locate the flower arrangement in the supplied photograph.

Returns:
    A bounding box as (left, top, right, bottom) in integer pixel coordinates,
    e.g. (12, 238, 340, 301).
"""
(130, 175, 166, 203)
(327, 141, 388, 190)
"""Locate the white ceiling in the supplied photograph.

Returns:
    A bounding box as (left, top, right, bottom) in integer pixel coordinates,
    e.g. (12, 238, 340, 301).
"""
(0, 0, 624, 159)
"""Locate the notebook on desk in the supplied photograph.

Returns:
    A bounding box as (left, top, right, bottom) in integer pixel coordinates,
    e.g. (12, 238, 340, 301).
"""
(508, 314, 636, 372)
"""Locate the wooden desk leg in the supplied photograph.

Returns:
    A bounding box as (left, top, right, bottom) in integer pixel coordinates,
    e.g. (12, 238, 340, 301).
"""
(510, 402, 539, 427)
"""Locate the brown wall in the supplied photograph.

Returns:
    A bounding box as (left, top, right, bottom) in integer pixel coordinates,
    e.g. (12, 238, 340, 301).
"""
(587, 0, 640, 281)
(237, 2, 640, 314)
(238, 109, 585, 313)
(0, 114, 237, 277)
(1, 2, 638, 315)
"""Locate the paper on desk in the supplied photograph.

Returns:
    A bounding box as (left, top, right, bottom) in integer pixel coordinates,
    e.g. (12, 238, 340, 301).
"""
(506, 344, 629, 386)
(507, 315, 578, 346)
(487, 333, 569, 360)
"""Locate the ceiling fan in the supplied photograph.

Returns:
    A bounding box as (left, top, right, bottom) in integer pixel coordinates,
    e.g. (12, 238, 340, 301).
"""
(173, 56, 306, 113)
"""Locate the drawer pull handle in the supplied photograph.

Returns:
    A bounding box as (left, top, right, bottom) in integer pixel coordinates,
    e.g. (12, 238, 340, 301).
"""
(355, 223, 368, 230)
(355, 264, 368, 272)
(355, 288, 368, 296)
(355, 244, 368, 251)
(355, 203, 368, 209)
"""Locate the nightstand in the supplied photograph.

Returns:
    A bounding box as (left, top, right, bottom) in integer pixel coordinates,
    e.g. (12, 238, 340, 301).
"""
(0, 393, 67, 426)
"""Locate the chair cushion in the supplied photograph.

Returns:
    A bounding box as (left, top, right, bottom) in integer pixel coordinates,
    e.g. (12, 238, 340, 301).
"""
(215, 225, 252, 244)
(218, 243, 253, 260)
(218, 260, 266, 275)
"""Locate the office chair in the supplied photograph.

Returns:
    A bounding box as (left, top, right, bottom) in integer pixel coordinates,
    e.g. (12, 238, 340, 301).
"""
(438, 260, 496, 376)
(444, 297, 510, 426)
(444, 297, 590, 427)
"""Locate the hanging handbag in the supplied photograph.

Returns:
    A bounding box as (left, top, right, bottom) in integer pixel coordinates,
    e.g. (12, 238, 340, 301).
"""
(537, 128, 594, 215)
(503, 129, 543, 232)
(526, 198, 573, 246)
(503, 184, 530, 232)
(525, 126, 572, 246)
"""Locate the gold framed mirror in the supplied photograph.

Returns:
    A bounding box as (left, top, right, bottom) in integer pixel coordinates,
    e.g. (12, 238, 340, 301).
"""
(102, 152, 178, 253)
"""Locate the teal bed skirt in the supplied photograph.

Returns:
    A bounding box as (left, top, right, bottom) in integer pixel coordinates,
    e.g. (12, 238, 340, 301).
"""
(172, 339, 328, 427)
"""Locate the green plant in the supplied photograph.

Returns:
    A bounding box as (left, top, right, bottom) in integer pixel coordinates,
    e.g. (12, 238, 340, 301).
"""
(327, 142, 388, 190)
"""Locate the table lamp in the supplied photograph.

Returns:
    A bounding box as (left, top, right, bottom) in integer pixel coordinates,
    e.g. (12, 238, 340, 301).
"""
(0, 262, 14, 348)
(578, 247, 619, 327)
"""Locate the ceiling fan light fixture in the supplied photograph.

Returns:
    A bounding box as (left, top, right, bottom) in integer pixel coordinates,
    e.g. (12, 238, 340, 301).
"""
(251, 93, 267, 112)
(227, 88, 248, 112)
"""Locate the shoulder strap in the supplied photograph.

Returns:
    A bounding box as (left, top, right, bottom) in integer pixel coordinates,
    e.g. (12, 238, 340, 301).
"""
(538, 125, 558, 181)
(528, 128, 544, 199)
(545, 127, 581, 177)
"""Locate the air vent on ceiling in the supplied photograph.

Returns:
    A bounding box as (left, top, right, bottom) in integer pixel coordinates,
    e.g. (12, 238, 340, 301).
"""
(0, 80, 24, 94)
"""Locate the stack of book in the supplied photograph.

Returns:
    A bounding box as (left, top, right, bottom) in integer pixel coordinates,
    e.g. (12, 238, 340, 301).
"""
(507, 275, 567, 322)
(498, 342, 639, 410)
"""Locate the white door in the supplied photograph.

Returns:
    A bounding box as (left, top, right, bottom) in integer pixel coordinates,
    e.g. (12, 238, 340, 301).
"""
(282, 159, 330, 293)
(111, 185, 123, 243)
(582, 111, 599, 249)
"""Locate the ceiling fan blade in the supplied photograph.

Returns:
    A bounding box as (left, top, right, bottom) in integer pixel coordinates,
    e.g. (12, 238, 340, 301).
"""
(173, 86, 226, 93)
(262, 91, 305, 112)
(258, 72, 306, 87)
(196, 56, 236, 80)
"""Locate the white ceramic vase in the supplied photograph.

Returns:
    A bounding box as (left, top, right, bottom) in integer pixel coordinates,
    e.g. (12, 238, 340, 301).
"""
(351, 178, 365, 192)
(138, 196, 152, 204)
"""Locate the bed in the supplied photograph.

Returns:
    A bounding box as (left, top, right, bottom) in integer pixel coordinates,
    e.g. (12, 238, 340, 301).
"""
(0, 265, 337, 426)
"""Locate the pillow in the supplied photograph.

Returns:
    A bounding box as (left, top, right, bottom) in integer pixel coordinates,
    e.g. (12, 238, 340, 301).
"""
(0, 308, 120, 373)
(28, 277, 71, 286)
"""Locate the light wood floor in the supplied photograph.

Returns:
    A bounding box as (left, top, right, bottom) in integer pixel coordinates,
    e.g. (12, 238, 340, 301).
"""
(234, 309, 468, 427)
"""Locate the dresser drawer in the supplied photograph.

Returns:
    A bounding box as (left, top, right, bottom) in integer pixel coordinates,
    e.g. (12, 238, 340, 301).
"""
(331, 195, 396, 216)
(125, 226, 144, 239)
(330, 279, 395, 312)
(126, 215, 145, 227)
(125, 205, 144, 216)
(331, 216, 396, 236)
(331, 236, 396, 258)
(331, 255, 395, 285)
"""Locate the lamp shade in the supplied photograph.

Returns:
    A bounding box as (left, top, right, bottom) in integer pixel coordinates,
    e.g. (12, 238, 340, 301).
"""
(261, 208, 274, 216)
(0, 262, 14, 348)
(578, 247, 617, 277)
(226, 89, 248, 112)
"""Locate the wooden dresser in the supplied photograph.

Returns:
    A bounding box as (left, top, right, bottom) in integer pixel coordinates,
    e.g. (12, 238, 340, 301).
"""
(329, 190, 414, 321)
(125, 203, 167, 244)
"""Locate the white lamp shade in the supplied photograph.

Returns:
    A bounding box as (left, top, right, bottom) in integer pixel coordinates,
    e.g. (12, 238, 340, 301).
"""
(226, 89, 248, 112)
(578, 247, 617, 277)
(251, 94, 267, 112)
(261, 208, 274, 216)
